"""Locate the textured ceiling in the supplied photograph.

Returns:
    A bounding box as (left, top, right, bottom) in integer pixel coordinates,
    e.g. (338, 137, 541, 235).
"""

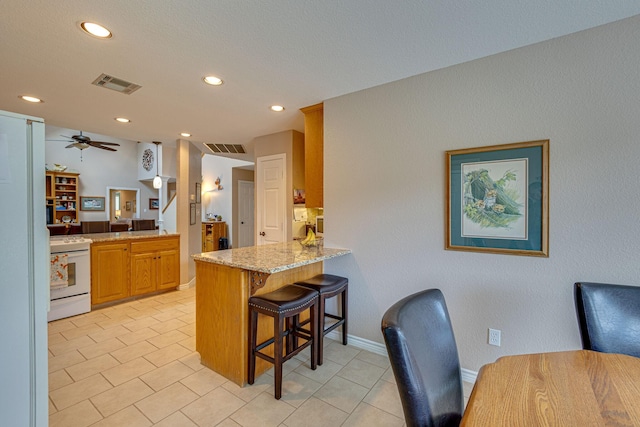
(2, 1, 639, 161)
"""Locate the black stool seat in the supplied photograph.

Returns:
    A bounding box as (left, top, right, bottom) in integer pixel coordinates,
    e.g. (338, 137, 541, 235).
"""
(295, 274, 348, 365)
(248, 284, 318, 399)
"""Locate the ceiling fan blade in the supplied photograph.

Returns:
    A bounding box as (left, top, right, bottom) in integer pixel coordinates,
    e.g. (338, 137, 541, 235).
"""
(89, 141, 120, 146)
(65, 143, 77, 149)
(93, 145, 117, 152)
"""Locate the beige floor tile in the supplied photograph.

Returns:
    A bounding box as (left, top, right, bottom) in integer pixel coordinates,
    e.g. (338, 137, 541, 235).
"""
(65, 353, 120, 381)
(116, 327, 160, 346)
(139, 360, 195, 391)
(102, 357, 157, 386)
(49, 369, 74, 391)
(124, 316, 161, 332)
(77, 337, 126, 360)
(230, 392, 295, 427)
(143, 343, 192, 367)
(153, 411, 198, 426)
(90, 405, 152, 427)
(178, 335, 196, 351)
(216, 419, 242, 427)
(182, 387, 246, 427)
(111, 341, 159, 364)
(59, 323, 104, 341)
(71, 312, 110, 328)
(355, 350, 391, 369)
(48, 335, 96, 356)
(48, 349, 86, 373)
(314, 376, 369, 414)
(336, 358, 386, 389)
(280, 371, 323, 407)
(48, 332, 67, 345)
(49, 373, 113, 410)
(178, 312, 196, 324)
(283, 396, 349, 427)
(88, 324, 131, 342)
(151, 308, 185, 322)
(180, 365, 228, 396)
(149, 318, 188, 334)
(90, 378, 154, 417)
(135, 382, 198, 423)
(362, 378, 404, 418)
(49, 397, 57, 415)
(48, 318, 78, 335)
(48, 399, 103, 427)
(294, 358, 343, 384)
(380, 367, 396, 384)
(322, 341, 360, 366)
(179, 352, 205, 372)
(221, 372, 272, 402)
(342, 402, 404, 427)
(178, 322, 196, 337)
(146, 329, 189, 348)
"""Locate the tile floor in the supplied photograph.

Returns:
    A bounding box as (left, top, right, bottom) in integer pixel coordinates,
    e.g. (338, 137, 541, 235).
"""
(48, 287, 472, 426)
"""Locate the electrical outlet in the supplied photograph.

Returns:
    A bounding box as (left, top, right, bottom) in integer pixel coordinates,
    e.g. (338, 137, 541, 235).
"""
(488, 328, 501, 346)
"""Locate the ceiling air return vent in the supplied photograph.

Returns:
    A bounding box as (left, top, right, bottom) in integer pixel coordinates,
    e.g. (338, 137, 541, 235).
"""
(91, 73, 141, 95)
(205, 143, 246, 154)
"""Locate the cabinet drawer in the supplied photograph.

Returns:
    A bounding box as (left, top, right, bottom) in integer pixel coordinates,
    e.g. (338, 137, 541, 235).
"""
(130, 236, 179, 253)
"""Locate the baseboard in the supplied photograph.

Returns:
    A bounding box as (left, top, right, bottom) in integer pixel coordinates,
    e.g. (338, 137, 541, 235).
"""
(325, 330, 477, 384)
(177, 276, 195, 291)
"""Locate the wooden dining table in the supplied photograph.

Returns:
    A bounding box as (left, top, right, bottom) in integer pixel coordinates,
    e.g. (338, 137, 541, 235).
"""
(461, 350, 640, 426)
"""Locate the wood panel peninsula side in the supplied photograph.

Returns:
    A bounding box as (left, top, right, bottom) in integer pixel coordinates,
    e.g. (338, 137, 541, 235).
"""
(193, 241, 351, 386)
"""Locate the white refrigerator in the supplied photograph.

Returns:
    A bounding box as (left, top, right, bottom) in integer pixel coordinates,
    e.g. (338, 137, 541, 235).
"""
(0, 110, 48, 426)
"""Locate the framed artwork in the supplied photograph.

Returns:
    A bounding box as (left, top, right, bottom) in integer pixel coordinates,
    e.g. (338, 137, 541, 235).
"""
(190, 203, 196, 225)
(80, 196, 105, 211)
(446, 139, 549, 257)
(294, 189, 305, 205)
(149, 198, 159, 210)
(195, 183, 201, 203)
(125, 201, 131, 211)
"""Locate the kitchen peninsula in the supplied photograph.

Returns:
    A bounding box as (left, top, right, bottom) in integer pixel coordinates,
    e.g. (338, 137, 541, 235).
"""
(193, 241, 351, 385)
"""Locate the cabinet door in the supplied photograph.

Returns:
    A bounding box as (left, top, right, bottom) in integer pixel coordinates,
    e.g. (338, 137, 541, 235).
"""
(131, 252, 156, 296)
(157, 248, 180, 290)
(91, 242, 129, 305)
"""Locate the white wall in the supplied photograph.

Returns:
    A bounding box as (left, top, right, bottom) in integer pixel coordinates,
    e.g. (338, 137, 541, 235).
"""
(201, 154, 254, 245)
(324, 15, 640, 372)
(45, 126, 159, 222)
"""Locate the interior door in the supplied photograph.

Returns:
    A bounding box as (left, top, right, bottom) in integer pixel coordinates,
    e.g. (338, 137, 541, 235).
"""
(256, 154, 286, 245)
(238, 180, 255, 248)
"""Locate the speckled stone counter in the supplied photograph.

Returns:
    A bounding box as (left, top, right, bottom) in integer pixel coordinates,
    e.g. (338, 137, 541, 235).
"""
(193, 241, 351, 385)
(192, 241, 351, 273)
(82, 229, 179, 243)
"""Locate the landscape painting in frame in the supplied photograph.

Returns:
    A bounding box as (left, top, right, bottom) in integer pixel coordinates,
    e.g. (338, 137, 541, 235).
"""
(446, 140, 549, 257)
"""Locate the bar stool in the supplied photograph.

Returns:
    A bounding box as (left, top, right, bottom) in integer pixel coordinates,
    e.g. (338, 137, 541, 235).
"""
(295, 274, 348, 365)
(248, 284, 319, 399)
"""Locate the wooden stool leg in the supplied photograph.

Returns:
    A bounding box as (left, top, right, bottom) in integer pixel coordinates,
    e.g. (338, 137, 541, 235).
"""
(273, 314, 284, 399)
(317, 294, 326, 365)
(342, 286, 348, 345)
(310, 300, 318, 370)
(248, 308, 258, 385)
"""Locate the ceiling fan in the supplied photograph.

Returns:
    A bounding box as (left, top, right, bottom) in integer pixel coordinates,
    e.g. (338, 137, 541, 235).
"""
(60, 131, 120, 152)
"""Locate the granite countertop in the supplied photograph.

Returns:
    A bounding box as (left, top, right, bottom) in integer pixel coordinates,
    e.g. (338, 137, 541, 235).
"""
(58, 230, 179, 243)
(192, 241, 351, 273)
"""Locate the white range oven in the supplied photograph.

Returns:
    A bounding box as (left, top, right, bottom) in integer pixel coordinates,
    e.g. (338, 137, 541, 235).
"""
(48, 236, 92, 322)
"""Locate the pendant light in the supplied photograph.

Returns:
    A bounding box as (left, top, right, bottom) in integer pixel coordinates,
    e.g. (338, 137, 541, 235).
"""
(152, 141, 162, 189)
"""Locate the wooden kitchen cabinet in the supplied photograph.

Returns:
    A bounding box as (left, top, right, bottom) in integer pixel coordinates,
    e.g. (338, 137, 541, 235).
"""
(130, 236, 180, 295)
(202, 222, 227, 252)
(300, 102, 323, 208)
(91, 241, 129, 305)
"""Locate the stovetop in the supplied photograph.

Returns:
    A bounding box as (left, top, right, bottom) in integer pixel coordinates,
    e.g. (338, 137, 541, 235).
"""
(50, 236, 92, 252)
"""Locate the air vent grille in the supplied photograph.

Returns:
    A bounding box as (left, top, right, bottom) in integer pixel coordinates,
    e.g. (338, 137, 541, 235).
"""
(205, 143, 246, 154)
(91, 73, 142, 95)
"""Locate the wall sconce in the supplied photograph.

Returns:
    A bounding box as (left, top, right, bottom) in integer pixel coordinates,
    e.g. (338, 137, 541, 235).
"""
(152, 141, 162, 189)
(214, 177, 223, 191)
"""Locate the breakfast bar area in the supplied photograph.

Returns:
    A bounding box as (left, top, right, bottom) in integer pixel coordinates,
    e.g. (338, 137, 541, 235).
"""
(192, 242, 351, 386)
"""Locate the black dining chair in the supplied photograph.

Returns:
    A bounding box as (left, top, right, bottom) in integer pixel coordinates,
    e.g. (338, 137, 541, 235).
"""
(381, 289, 463, 427)
(574, 282, 640, 358)
(132, 219, 156, 231)
(81, 220, 110, 233)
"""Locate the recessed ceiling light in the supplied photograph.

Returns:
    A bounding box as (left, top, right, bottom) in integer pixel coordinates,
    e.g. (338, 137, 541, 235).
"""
(20, 95, 43, 103)
(115, 117, 130, 123)
(80, 22, 112, 38)
(203, 76, 223, 86)
(181, 132, 191, 137)
(270, 105, 285, 112)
